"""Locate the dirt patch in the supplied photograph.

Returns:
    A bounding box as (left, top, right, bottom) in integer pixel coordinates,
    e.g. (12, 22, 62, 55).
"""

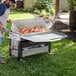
(51, 21, 76, 42)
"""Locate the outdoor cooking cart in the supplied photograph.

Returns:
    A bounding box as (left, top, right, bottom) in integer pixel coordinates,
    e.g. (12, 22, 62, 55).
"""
(9, 18, 67, 60)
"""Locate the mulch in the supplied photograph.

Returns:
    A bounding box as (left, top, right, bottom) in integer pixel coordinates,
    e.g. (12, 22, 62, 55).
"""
(50, 21, 76, 42)
(35, 15, 76, 42)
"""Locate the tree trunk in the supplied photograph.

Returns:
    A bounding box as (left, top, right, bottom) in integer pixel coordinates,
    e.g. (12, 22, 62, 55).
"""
(55, 0, 59, 16)
(16, 1, 24, 8)
(70, 10, 76, 31)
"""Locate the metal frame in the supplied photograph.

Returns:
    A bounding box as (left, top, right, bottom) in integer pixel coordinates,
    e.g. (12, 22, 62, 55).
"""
(9, 39, 51, 60)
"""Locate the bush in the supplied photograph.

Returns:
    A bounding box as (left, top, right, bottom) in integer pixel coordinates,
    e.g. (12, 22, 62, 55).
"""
(26, 8, 34, 12)
(16, 8, 23, 11)
(49, 8, 55, 15)
(39, 9, 47, 17)
(67, 0, 76, 10)
(22, 8, 27, 12)
(17, 8, 34, 12)
(32, 0, 54, 10)
(34, 10, 40, 14)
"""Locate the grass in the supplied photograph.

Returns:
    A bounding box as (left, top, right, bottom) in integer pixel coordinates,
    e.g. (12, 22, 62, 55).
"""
(9, 11, 34, 20)
(0, 11, 76, 76)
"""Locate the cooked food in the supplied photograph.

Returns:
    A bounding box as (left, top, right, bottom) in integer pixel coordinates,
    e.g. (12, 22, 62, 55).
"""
(19, 26, 47, 34)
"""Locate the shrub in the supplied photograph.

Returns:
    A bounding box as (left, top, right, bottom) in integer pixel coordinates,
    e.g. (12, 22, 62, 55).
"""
(49, 8, 55, 15)
(39, 9, 47, 17)
(22, 8, 27, 12)
(67, 0, 76, 10)
(26, 8, 34, 12)
(34, 10, 40, 14)
(18, 8, 34, 12)
(32, 0, 54, 10)
(16, 8, 23, 11)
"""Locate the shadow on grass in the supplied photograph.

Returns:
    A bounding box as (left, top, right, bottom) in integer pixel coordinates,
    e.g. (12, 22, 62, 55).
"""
(1, 14, 76, 75)
(63, 31, 76, 42)
(10, 11, 25, 15)
(1, 38, 76, 76)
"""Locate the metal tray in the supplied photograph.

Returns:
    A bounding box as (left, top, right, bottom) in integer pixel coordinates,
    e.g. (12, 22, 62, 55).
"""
(21, 30, 67, 42)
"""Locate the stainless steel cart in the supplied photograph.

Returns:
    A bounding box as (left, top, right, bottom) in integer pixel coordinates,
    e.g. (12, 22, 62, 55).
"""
(9, 18, 67, 60)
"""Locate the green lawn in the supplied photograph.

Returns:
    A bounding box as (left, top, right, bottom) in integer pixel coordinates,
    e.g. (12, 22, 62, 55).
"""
(9, 11, 34, 20)
(0, 11, 76, 76)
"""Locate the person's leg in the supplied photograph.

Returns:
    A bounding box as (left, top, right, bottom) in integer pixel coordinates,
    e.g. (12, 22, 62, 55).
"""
(0, 54, 6, 64)
(0, 59, 6, 64)
(0, 55, 2, 61)
(0, 37, 6, 64)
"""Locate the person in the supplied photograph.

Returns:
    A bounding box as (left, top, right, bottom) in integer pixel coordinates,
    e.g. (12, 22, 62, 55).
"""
(0, 0, 15, 64)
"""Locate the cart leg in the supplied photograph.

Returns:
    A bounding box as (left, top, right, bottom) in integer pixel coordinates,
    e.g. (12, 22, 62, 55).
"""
(9, 39, 12, 56)
(48, 42, 51, 53)
(18, 41, 23, 61)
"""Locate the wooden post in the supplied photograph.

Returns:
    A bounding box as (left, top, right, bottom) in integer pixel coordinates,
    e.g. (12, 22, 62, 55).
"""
(55, 0, 59, 16)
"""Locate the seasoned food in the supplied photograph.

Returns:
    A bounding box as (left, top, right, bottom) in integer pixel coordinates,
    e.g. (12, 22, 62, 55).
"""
(19, 26, 47, 34)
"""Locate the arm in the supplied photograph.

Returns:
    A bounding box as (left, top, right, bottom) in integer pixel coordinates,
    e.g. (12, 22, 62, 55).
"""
(0, 21, 5, 29)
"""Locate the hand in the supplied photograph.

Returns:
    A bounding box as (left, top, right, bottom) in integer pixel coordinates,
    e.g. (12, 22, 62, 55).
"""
(7, 19, 11, 23)
(0, 21, 5, 30)
(0, 21, 3, 25)
(0, 25, 5, 31)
